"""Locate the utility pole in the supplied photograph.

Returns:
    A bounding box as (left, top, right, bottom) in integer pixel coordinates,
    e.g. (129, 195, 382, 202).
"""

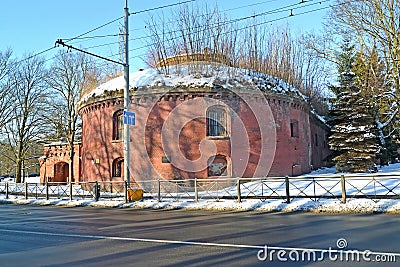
(55, 1, 132, 185)
(123, 0, 131, 185)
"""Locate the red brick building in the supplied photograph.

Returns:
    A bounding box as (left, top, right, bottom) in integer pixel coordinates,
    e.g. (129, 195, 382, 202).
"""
(40, 62, 331, 183)
(39, 142, 81, 183)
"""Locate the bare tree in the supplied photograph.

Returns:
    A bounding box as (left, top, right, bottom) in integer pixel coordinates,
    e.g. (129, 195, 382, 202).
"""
(47, 51, 102, 183)
(329, 0, 400, 92)
(145, 3, 330, 115)
(0, 49, 15, 177)
(3, 55, 49, 183)
(0, 49, 14, 129)
(145, 3, 237, 72)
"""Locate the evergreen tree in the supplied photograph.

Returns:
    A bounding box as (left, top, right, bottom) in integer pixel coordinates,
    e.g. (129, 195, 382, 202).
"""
(329, 42, 379, 173)
(354, 46, 398, 165)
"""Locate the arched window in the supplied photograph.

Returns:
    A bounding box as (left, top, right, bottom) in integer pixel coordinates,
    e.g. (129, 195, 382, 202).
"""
(113, 110, 124, 140)
(208, 155, 228, 177)
(112, 158, 124, 178)
(206, 106, 227, 137)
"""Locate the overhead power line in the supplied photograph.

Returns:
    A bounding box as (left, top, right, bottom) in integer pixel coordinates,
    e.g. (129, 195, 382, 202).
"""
(13, 1, 198, 66)
(14, 46, 56, 65)
(125, 0, 332, 54)
(123, 0, 330, 51)
(64, 16, 124, 43)
(122, 3, 340, 63)
(130, 0, 195, 15)
(83, 0, 330, 57)
(222, 0, 280, 13)
(55, 39, 125, 66)
(128, 0, 280, 33)
(61, 1, 198, 47)
(34, 0, 334, 69)
(69, 34, 121, 41)
(94, 0, 337, 67)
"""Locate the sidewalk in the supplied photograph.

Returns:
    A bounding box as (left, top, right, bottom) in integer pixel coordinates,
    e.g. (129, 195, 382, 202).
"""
(2, 195, 400, 214)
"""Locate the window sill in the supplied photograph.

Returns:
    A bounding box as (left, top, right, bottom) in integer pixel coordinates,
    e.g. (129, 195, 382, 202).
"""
(111, 140, 123, 143)
(206, 136, 230, 140)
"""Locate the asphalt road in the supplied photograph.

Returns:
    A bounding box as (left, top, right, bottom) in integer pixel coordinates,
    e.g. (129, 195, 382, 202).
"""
(0, 204, 399, 266)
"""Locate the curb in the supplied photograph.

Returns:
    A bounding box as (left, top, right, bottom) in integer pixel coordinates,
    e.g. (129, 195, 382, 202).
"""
(1, 197, 400, 214)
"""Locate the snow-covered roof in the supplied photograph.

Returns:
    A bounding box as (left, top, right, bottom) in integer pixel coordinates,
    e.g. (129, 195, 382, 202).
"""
(43, 141, 81, 147)
(80, 63, 306, 104)
(44, 141, 69, 147)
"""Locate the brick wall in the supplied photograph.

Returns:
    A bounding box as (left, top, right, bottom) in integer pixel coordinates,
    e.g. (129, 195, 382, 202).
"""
(39, 143, 81, 183)
(74, 89, 331, 183)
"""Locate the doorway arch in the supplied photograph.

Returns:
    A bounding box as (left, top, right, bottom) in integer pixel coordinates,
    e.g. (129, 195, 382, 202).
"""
(54, 162, 69, 183)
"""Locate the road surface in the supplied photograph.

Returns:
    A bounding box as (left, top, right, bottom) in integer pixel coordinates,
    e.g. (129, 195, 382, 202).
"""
(0, 204, 398, 266)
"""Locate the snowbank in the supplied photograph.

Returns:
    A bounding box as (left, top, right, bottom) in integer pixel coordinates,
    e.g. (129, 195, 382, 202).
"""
(1, 196, 400, 214)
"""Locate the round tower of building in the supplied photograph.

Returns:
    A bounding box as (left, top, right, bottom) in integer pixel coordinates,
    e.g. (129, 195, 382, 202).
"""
(76, 61, 331, 184)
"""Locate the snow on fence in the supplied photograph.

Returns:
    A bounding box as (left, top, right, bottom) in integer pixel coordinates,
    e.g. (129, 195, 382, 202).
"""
(1, 174, 400, 203)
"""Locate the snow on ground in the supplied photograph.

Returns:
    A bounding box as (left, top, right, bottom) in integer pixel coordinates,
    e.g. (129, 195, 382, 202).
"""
(302, 163, 400, 177)
(2, 164, 400, 214)
(2, 194, 400, 214)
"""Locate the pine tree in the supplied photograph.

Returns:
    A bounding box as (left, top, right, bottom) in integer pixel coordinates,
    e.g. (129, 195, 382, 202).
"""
(354, 46, 398, 165)
(329, 41, 379, 173)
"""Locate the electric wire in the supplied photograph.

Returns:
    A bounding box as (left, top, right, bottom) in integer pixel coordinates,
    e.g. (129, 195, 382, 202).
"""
(69, 34, 121, 41)
(128, 0, 281, 33)
(83, 0, 331, 58)
(14, 46, 56, 65)
(94, 1, 340, 67)
(15, 1, 194, 65)
(64, 16, 124, 43)
(60, 0, 327, 56)
(15, 0, 333, 70)
(13, 17, 123, 64)
(72, 0, 323, 48)
(62, 1, 199, 47)
(223, 0, 280, 13)
(50, 1, 201, 67)
(130, 0, 196, 15)
(124, 0, 332, 55)
(133, 0, 329, 43)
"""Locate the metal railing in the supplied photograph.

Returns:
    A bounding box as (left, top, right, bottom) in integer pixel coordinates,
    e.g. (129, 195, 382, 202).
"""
(1, 174, 400, 203)
(0, 182, 125, 201)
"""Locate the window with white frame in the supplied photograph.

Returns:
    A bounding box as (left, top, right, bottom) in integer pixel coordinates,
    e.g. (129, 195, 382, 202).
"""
(206, 106, 227, 137)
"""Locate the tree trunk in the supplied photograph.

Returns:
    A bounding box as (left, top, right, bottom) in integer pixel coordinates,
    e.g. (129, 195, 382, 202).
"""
(69, 149, 74, 183)
(15, 158, 22, 183)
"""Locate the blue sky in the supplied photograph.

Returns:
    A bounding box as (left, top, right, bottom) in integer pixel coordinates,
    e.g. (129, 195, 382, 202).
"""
(0, 0, 333, 70)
